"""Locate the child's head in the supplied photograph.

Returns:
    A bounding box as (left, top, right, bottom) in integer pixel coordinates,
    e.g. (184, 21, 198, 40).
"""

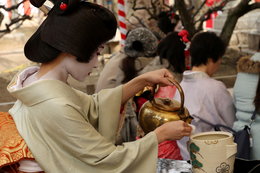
(190, 32, 226, 67)
(25, 1, 117, 63)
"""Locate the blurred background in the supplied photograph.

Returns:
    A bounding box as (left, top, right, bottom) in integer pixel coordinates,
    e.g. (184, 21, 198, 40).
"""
(0, 0, 259, 111)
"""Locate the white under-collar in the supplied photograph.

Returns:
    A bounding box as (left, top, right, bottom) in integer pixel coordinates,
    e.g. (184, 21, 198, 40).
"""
(11, 66, 39, 90)
(183, 70, 204, 75)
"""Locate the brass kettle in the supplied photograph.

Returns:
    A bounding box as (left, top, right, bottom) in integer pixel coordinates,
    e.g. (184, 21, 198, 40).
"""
(138, 78, 193, 134)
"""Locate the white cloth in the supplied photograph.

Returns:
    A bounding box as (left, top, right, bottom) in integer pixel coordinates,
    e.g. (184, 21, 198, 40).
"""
(18, 160, 43, 172)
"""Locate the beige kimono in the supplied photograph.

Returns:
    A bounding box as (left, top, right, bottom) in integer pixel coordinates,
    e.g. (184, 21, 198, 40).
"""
(7, 68, 158, 173)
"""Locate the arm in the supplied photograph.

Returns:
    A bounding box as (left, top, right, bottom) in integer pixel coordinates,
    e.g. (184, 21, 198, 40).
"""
(122, 69, 192, 143)
(121, 69, 174, 105)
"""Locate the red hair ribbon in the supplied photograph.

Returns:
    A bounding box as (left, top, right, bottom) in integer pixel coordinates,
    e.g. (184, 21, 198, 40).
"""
(178, 29, 191, 70)
(178, 29, 190, 43)
(60, 2, 68, 11)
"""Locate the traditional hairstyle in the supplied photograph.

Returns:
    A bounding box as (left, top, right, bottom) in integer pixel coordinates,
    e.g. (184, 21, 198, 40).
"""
(190, 32, 226, 67)
(25, 0, 117, 63)
(157, 32, 186, 73)
(121, 27, 158, 83)
(124, 27, 158, 58)
(157, 11, 180, 35)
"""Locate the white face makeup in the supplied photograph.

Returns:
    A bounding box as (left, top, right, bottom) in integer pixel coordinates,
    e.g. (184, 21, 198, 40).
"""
(67, 45, 104, 81)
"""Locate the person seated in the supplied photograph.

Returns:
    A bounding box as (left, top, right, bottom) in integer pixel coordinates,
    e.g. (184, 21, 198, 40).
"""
(174, 31, 236, 160)
(233, 50, 260, 160)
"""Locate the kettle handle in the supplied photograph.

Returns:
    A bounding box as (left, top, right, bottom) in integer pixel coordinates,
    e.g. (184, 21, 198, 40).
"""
(151, 77, 185, 111)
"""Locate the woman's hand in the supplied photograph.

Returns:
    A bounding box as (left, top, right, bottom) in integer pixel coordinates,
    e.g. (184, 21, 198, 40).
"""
(137, 68, 174, 87)
(122, 69, 174, 104)
(154, 120, 192, 143)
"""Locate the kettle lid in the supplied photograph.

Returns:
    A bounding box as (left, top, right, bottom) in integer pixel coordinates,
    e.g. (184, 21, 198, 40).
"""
(152, 98, 182, 112)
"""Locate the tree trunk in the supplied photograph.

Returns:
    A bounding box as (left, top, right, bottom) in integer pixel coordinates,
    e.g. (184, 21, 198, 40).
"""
(220, 0, 260, 46)
(220, 12, 240, 46)
(174, 0, 196, 37)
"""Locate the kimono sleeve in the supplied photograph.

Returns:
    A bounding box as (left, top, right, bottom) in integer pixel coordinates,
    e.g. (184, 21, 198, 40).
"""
(76, 85, 123, 143)
(45, 104, 158, 173)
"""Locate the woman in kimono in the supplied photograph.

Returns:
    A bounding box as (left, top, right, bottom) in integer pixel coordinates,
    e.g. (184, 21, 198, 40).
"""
(174, 32, 236, 160)
(7, 1, 192, 173)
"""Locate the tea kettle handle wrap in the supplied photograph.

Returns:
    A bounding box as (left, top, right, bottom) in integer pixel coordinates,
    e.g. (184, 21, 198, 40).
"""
(151, 77, 185, 111)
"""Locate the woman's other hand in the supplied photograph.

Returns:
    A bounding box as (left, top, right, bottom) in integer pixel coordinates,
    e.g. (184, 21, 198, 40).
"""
(154, 120, 192, 143)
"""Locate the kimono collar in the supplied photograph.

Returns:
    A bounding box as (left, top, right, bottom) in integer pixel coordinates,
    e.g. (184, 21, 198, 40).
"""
(182, 70, 210, 81)
(8, 77, 76, 106)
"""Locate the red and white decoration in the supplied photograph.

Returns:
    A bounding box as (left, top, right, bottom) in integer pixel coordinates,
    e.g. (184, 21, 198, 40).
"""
(117, 0, 127, 46)
(6, 0, 31, 19)
(205, 0, 221, 29)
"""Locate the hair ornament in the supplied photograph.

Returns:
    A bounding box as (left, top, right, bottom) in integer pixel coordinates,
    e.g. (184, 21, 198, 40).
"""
(29, 0, 81, 15)
(178, 29, 191, 69)
(59, 2, 68, 10)
(178, 29, 190, 43)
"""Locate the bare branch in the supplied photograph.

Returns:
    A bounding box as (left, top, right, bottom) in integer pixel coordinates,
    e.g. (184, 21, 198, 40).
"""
(132, 0, 137, 9)
(0, 15, 31, 33)
(132, 7, 150, 10)
(125, 18, 139, 28)
(128, 13, 148, 28)
(220, 0, 260, 45)
(0, 11, 4, 25)
(0, 0, 27, 11)
(162, 0, 172, 9)
(150, 0, 157, 17)
(131, 0, 158, 21)
(0, 15, 31, 38)
(192, 0, 207, 19)
(195, 0, 228, 27)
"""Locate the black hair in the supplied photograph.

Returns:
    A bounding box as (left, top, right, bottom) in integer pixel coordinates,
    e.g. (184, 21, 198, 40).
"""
(157, 11, 179, 35)
(24, 1, 117, 63)
(121, 57, 138, 84)
(190, 32, 226, 67)
(121, 41, 144, 83)
(157, 32, 186, 73)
